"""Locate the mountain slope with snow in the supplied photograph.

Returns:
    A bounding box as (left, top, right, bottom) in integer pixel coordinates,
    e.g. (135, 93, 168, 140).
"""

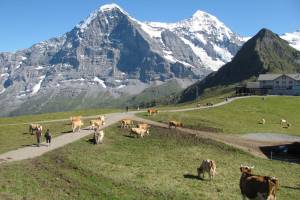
(143, 10, 244, 71)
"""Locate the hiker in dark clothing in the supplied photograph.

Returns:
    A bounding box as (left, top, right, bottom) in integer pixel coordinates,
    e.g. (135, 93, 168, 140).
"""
(36, 127, 42, 147)
(45, 129, 52, 146)
(126, 106, 129, 112)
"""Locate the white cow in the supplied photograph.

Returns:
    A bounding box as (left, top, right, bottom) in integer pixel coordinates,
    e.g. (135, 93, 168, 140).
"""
(94, 129, 105, 144)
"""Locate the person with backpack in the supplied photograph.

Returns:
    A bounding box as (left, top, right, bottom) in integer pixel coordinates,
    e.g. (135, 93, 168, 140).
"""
(45, 129, 52, 146)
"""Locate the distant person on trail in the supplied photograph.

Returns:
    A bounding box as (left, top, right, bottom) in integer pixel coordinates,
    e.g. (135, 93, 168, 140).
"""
(126, 106, 129, 112)
(45, 129, 52, 147)
(36, 127, 42, 147)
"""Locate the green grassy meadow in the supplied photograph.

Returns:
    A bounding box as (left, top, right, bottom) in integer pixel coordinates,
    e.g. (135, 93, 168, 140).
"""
(0, 108, 117, 154)
(139, 96, 300, 136)
(0, 124, 299, 199)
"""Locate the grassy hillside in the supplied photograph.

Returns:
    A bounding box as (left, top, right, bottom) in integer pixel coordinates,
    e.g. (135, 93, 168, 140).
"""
(0, 124, 299, 199)
(139, 96, 300, 136)
(0, 108, 117, 154)
(128, 79, 184, 108)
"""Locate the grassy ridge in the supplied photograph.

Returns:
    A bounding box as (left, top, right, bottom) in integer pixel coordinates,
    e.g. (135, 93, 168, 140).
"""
(0, 125, 299, 199)
(139, 96, 300, 136)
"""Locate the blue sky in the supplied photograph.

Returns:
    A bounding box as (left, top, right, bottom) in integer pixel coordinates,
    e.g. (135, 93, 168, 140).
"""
(0, 0, 299, 52)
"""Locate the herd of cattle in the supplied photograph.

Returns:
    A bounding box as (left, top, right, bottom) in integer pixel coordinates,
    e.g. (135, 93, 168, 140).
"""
(259, 118, 292, 128)
(27, 108, 281, 199)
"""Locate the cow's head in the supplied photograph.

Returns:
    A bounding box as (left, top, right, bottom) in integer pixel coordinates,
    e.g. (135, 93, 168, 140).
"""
(240, 165, 254, 173)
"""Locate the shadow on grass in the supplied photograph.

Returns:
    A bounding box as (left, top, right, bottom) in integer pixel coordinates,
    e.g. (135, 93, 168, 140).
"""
(281, 185, 300, 191)
(183, 174, 201, 180)
(22, 144, 48, 147)
(86, 138, 95, 144)
(61, 130, 73, 134)
(123, 135, 135, 139)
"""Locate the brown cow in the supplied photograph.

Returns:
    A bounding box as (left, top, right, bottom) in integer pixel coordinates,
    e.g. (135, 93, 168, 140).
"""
(148, 108, 158, 116)
(70, 116, 82, 121)
(29, 124, 43, 135)
(240, 165, 279, 200)
(90, 119, 105, 130)
(72, 119, 83, 133)
(130, 127, 149, 138)
(137, 123, 151, 130)
(97, 115, 105, 122)
(121, 119, 133, 128)
(169, 121, 183, 129)
(197, 159, 217, 180)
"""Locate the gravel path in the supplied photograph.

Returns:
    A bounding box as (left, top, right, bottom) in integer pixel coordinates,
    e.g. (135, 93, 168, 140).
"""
(0, 95, 294, 164)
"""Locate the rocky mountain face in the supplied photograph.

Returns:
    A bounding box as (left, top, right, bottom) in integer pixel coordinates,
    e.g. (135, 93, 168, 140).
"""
(179, 28, 300, 102)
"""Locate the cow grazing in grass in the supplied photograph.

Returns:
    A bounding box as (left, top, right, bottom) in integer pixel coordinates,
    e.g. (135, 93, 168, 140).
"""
(94, 128, 104, 144)
(137, 123, 151, 132)
(148, 108, 158, 116)
(280, 119, 291, 128)
(29, 124, 43, 135)
(72, 119, 83, 133)
(197, 159, 217, 180)
(169, 121, 183, 129)
(130, 127, 149, 138)
(121, 119, 133, 128)
(90, 119, 105, 130)
(260, 118, 266, 125)
(239, 165, 279, 200)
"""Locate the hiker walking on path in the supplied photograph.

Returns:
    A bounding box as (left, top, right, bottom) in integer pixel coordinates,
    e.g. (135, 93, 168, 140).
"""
(36, 127, 42, 147)
(45, 129, 52, 147)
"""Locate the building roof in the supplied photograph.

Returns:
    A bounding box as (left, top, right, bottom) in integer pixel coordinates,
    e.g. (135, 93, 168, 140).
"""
(258, 74, 282, 81)
(258, 74, 300, 81)
(286, 74, 300, 81)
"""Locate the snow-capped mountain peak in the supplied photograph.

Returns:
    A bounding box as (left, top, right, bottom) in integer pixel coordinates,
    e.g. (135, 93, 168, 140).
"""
(76, 3, 129, 31)
(99, 3, 123, 12)
(143, 9, 244, 71)
(186, 10, 233, 40)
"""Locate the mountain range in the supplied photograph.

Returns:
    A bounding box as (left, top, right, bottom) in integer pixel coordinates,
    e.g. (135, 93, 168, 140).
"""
(0, 3, 299, 116)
